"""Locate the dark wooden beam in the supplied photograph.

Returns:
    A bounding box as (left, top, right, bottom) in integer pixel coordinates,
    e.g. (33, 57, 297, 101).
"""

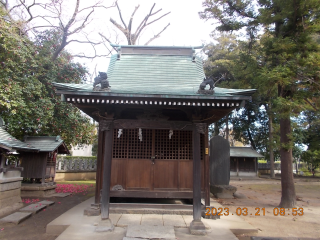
(237, 159, 239, 176)
(192, 123, 206, 221)
(109, 203, 202, 210)
(204, 130, 210, 207)
(113, 119, 193, 130)
(110, 190, 206, 199)
(94, 128, 104, 204)
(101, 120, 114, 220)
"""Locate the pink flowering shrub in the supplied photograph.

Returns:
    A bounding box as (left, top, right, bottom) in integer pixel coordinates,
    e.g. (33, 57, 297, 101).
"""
(55, 183, 94, 195)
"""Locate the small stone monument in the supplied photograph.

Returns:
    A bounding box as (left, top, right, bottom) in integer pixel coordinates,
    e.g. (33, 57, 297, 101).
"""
(209, 135, 236, 198)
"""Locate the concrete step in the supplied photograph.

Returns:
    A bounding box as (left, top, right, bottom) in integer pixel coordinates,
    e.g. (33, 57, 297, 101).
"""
(38, 200, 55, 206)
(0, 212, 32, 224)
(19, 203, 47, 214)
(0, 200, 55, 225)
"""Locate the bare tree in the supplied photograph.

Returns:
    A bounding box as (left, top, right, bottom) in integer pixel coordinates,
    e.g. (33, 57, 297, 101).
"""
(110, 2, 170, 45)
(4, 0, 117, 60)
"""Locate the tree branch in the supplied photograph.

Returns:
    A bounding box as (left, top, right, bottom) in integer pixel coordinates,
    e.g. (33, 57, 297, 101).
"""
(64, 0, 80, 32)
(305, 99, 319, 111)
(128, 5, 140, 44)
(135, 4, 170, 41)
(72, 54, 111, 59)
(115, 1, 127, 29)
(68, 9, 94, 35)
(99, 32, 118, 51)
(0, 0, 8, 10)
(8, 2, 23, 13)
(110, 17, 127, 34)
(67, 39, 104, 45)
(144, 23, 170, 45)
(147, 11, 171, 26)
(134, 3, 156, 37)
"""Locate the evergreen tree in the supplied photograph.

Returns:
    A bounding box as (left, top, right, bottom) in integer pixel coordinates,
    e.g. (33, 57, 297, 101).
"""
(0, 9, 95, 147)
(200, 0, 320, 207)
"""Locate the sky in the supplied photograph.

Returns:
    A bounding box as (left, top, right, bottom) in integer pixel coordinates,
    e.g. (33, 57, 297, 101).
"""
(64, 0, 217, 80)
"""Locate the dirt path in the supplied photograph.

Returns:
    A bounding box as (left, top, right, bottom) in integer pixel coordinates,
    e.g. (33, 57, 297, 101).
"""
(222, 178, 320, 240)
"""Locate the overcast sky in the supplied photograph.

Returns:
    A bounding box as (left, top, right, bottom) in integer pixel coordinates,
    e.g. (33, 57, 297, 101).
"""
(65, 0, 216, 79)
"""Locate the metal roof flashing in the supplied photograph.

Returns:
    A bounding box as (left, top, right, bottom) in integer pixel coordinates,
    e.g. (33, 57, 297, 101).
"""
(111, 44, 203, 57)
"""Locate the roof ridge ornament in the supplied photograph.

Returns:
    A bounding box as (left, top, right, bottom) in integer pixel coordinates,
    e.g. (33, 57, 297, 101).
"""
(93, 72, 111, 92)
(197, 74, 226, 95)
(192, 48, 196, 62)
(117, 47, 121, 60)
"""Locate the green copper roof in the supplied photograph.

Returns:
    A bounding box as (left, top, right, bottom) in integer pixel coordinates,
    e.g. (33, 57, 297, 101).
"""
(230, 147, 263, 158)
(106, 54, 205, 95)
(23, 136, 69, 153)
(53, 45, 255, 99)
(0, 128, 38, 152)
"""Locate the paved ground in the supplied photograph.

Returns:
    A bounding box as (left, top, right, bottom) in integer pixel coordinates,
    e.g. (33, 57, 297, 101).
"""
(47, 197, 257, 240)
(1, 177, 319, 240)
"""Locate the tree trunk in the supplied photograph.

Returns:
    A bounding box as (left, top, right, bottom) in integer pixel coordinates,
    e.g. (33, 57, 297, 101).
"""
(279, 117, 296, 208)
(214, 122, 219, 136)
(225, 115, 229, 144)
(268, 104, 275, 178)
(247, 128, 256, 150)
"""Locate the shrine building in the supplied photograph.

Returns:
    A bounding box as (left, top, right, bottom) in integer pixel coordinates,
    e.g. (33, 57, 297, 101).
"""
(53, 44, 255, 233)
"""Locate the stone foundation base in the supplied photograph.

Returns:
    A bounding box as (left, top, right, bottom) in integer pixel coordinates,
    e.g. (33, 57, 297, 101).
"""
(210, 185, 237, 199)
(0, 202, 24, 218)
(84, 207, 101, 216)
(0, 176, 23, 218)
(189, 219, 206, 235)
(21, 183, 57, 197)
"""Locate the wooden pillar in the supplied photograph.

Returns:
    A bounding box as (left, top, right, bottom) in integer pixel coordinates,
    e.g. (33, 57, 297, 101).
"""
(236, 158, 239, 176)
(204, 130, 210, 207)
(100, 120, 113, 220)
(255, 158, 258, 176)
(94, 126, 104, 204)
(41, 154, 47, 185)
(190, 123, 206, 235)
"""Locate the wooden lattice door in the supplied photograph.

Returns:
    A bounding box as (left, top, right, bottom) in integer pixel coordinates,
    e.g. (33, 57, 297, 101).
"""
(111, 129, 203, 192)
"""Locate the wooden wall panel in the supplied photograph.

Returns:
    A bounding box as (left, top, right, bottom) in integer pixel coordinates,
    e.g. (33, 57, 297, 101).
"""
(110, 159, 126, 189)
(126, 159, 152, 190)
(21, 153, 47, 179)
(179, 161, 193, 190)
(153, 161, 178, 190)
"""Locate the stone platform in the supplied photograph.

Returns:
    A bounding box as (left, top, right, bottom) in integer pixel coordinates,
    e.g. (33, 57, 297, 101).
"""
(21, 182, 57, 197)
(47, 197, 258, 240)
(0, 169, 24, 218)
